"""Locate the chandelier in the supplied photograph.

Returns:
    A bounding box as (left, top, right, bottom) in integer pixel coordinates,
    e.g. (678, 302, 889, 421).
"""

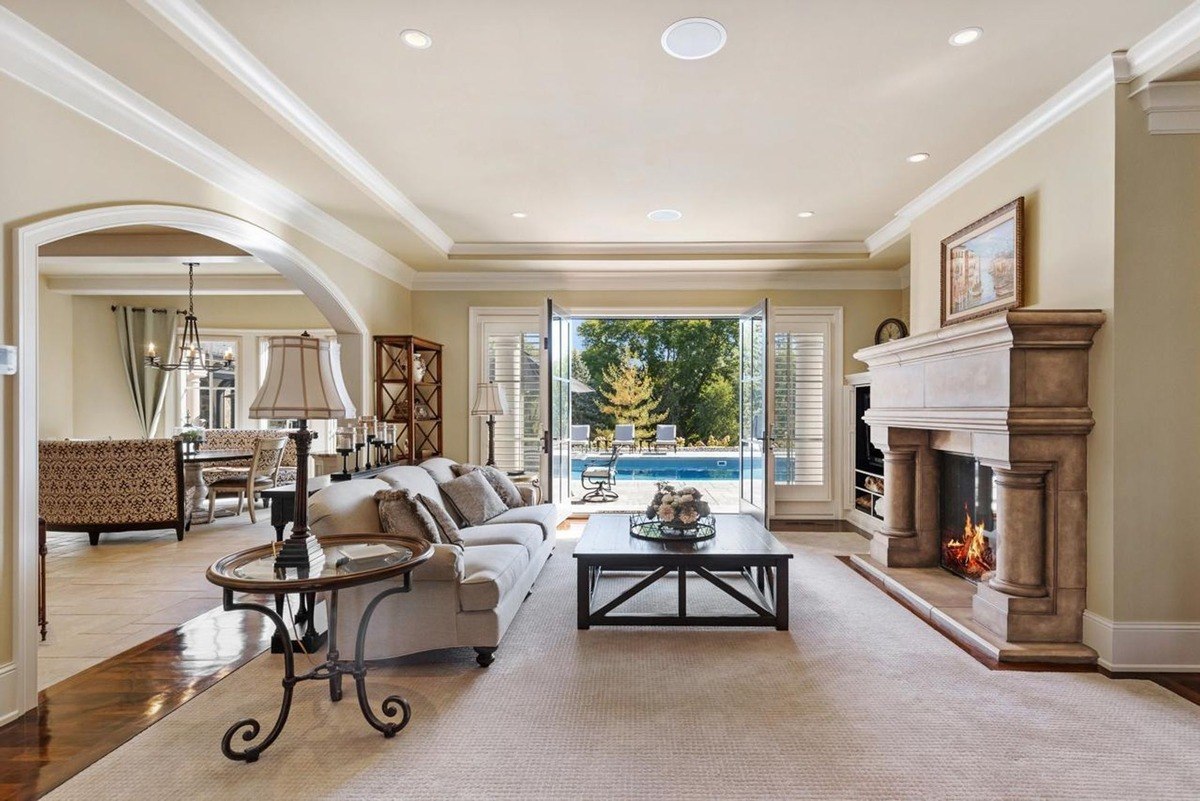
(145, 261, 234, 374)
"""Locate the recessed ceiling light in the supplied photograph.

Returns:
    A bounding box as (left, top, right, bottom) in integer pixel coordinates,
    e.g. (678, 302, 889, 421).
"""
(796, 211, 815, 218)
(948, 27, 982, 47)
(511, 212, 528, 219)
(661, 18, 727, 60)
(648, 209, 683, 222)
(906, 152, 930, 163)
(400, 29, 432, 49)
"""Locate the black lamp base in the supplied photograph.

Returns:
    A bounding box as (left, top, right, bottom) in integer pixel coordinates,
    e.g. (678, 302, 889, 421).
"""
(274, 534, 325, 572)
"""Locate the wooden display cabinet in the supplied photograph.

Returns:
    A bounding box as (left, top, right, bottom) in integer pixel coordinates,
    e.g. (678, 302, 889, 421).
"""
(374, 335, 443, 463)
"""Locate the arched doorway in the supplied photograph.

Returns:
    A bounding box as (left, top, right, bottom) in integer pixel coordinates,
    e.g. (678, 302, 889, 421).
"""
(11, 204, 371, 716)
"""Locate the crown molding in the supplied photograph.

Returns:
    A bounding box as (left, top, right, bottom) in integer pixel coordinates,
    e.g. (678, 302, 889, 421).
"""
(131, 0, 454, 255)
(0, 6, 415, 288)
(448, 240, 868, 261)
(43, 273, 301, 295)
(412, 268, 906, 292)
(866, 2, 1200, 249)
(1136, 80, 1200, 133)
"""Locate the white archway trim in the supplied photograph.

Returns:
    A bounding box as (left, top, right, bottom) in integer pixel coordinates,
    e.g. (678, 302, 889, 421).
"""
(6, 203, 371, 721)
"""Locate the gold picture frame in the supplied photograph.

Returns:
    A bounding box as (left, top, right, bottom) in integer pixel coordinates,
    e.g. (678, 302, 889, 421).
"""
(940, 197, 1024, 327)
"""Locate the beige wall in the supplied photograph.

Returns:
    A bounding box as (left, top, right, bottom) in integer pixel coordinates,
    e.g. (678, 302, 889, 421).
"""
(39, 293, 332, 441)
(412, 288, 904, 463)
(1, 75, 412, 668)
(1112, 92, 1200, 622)
(907, 90, 1119, 621)
(37, 279, 74, 439)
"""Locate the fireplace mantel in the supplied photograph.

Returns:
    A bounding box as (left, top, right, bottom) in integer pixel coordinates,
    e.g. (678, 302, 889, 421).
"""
(854, 310, 1104, 437)
(849, 310, 1105, 662)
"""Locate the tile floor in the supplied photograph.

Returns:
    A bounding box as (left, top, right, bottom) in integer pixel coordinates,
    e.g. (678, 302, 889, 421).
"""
(38, 500, 275, 689)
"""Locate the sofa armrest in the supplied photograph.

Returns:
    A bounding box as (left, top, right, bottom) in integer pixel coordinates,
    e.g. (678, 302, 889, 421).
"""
(411, 543, 465, 582)
(516, 482, 541, 506)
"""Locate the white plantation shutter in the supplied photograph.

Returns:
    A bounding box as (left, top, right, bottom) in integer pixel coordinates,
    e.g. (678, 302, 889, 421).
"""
(485, 330, 542, 473)
(772, 330, 827, 486)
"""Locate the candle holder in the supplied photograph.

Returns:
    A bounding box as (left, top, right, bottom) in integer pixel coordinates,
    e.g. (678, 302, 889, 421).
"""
(333, 447, 354, 481)
(364, 435, 377, 469)
(353, 442, 364, 472)
(382, 439, 395, 465)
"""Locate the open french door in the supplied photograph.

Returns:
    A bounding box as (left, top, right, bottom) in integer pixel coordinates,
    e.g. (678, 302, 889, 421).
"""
(541, 300, 572, 517)
(739, 299, 774, 526)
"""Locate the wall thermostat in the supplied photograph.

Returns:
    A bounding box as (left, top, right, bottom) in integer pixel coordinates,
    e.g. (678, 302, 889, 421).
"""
(0, 345, 17, 375)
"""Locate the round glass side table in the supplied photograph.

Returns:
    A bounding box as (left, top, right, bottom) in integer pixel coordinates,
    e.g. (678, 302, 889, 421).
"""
(206, 533, 433, 762)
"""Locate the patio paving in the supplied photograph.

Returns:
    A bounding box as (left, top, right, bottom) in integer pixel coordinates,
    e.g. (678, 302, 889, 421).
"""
(570, 478, 740, 515)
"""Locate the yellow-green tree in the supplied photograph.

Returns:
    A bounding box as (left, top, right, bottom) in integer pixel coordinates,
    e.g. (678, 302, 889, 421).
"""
(596, 351, 667, 439)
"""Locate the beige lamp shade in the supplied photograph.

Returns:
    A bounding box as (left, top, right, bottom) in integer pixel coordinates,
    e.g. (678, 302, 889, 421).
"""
(250, 335, 356, 420)
(471, 382, 508, 416)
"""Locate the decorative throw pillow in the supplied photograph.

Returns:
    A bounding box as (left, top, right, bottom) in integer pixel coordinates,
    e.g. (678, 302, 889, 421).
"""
(440, 470, 508, 526)
(452, 463, 525, 509)
(375, 488, 443, 544)
(416, 494, 462, 548)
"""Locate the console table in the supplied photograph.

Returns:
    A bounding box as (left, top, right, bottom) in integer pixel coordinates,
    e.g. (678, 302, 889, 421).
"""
(206, 533, 432, 762)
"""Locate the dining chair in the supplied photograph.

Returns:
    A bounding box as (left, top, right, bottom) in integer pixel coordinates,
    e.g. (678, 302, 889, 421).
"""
(206, 436, 287, 523)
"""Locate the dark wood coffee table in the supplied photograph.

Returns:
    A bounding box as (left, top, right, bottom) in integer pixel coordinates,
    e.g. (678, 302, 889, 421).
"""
(574, 513, 792, 630)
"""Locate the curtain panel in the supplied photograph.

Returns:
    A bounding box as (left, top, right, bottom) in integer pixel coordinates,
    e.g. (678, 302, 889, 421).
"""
(114, 306, 179, 438)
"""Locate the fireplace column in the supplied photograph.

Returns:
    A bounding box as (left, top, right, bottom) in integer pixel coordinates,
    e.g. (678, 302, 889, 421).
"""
(880, 444, 917, 540)
(987, 464, 1049, 598)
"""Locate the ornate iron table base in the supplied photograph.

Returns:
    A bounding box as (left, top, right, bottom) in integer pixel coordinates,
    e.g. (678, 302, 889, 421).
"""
(219, 576, 414, 762)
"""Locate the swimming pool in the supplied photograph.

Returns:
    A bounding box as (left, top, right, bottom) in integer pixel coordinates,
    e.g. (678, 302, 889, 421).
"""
(571, 452, 753, 482)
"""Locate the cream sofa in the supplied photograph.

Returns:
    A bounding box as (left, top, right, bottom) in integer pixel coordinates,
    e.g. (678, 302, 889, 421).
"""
(308, 457, 556, 666)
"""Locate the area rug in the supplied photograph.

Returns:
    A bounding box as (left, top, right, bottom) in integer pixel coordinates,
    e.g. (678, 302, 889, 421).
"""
(48, 531, 1200, 800)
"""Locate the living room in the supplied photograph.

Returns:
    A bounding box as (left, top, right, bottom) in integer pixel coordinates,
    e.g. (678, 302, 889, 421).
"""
(2, 1, 1199, 798)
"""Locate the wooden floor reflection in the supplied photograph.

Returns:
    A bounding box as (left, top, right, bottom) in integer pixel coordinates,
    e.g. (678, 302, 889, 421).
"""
(0, 606, 269, 800)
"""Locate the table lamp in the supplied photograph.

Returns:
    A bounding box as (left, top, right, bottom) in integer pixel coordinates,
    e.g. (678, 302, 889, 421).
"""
(471, 381, 508, 467)
(250, 333, 356, 571)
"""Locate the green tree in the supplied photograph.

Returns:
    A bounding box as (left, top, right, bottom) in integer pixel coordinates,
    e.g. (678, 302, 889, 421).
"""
(570, 351, 603, 433)
(691, 374, 738, 444)
(595, 350, 667, 438)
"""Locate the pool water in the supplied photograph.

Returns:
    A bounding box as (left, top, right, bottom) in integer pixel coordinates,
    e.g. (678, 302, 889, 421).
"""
(572, 453, 752, 482)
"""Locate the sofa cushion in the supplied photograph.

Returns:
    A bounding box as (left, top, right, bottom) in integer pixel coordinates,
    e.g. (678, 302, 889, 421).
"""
(452, 463, 525, 509)
(458, 544, 530, 612)
(457, 522, 543, 561)
(486, 504, 559, 541)
(309, 479, 390, 536)
(440, 470, 507, 526)
(376, 465, 442, 500)
(419, 457, 459, 485)
(376, 488, 443, 544)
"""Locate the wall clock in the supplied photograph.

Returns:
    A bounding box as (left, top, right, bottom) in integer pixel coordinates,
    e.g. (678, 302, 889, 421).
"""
(874, 317, 909, 345)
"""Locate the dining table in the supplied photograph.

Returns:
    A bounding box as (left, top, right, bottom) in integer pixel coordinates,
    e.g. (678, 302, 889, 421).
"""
(181, 449, 254, 524)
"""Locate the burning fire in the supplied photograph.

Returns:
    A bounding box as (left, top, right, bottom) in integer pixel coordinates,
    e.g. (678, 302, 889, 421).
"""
(942, 505, 995, 581)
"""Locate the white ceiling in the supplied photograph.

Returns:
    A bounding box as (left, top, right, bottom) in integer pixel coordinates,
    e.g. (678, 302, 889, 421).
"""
(4, 0, 1196, 276)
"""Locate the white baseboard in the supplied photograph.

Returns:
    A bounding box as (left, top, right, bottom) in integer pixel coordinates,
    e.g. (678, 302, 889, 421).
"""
(0, 662, 19, 727)
(1083, 611, 1200, 671)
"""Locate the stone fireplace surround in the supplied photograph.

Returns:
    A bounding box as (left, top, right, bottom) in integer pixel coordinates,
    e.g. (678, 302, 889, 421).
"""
(851, 310, 1104, 664)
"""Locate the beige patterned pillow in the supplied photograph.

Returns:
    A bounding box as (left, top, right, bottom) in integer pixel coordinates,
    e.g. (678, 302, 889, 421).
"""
(375, 488, 442, 544)
(440, 470, 508, 526)
(452, 463, 525, 509)
(416, 494, 462, 548)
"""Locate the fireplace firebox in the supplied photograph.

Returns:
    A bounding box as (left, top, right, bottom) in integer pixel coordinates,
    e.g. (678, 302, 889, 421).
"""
(939, 454, 997, 582)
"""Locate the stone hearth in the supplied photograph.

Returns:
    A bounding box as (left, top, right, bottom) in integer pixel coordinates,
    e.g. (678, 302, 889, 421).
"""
(852, 310, 1104, 663)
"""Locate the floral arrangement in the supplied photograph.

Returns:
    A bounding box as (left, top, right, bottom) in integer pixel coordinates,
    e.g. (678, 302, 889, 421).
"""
(646, 482, 711, 528)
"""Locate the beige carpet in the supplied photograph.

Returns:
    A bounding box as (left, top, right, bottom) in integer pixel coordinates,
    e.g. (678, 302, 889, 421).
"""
(48, 530, 1200, 800)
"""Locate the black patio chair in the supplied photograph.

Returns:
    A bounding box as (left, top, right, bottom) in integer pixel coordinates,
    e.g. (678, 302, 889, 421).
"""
(580, 445, 619, 502)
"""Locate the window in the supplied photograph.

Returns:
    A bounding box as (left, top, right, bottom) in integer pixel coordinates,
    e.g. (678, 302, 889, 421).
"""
(772, 329, 827, 486)
(484, 329, 542, 474)
(179, 338, 238, 428)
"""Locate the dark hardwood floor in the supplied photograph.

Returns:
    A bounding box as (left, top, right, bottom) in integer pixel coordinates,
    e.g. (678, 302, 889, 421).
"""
(0, 606, 270, 800)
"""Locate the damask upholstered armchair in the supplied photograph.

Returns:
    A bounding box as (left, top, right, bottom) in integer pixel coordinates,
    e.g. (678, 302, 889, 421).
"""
(39, 439, 191, 545)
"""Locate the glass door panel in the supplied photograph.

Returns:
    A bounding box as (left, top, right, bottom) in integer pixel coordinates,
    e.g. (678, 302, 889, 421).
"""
(739, 299, 773, 524)
(542, 300, 572, 514)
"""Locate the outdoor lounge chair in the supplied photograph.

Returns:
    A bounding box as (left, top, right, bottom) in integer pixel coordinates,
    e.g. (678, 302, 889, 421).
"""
(570, 424, 592, 454)
(648, 424, 677, 453)
(612, 424, 636, 453)
(580, 446, 619, 502)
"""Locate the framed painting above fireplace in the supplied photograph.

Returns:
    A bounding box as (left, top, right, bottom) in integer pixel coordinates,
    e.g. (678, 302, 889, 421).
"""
(940, 197, 1024, 327)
